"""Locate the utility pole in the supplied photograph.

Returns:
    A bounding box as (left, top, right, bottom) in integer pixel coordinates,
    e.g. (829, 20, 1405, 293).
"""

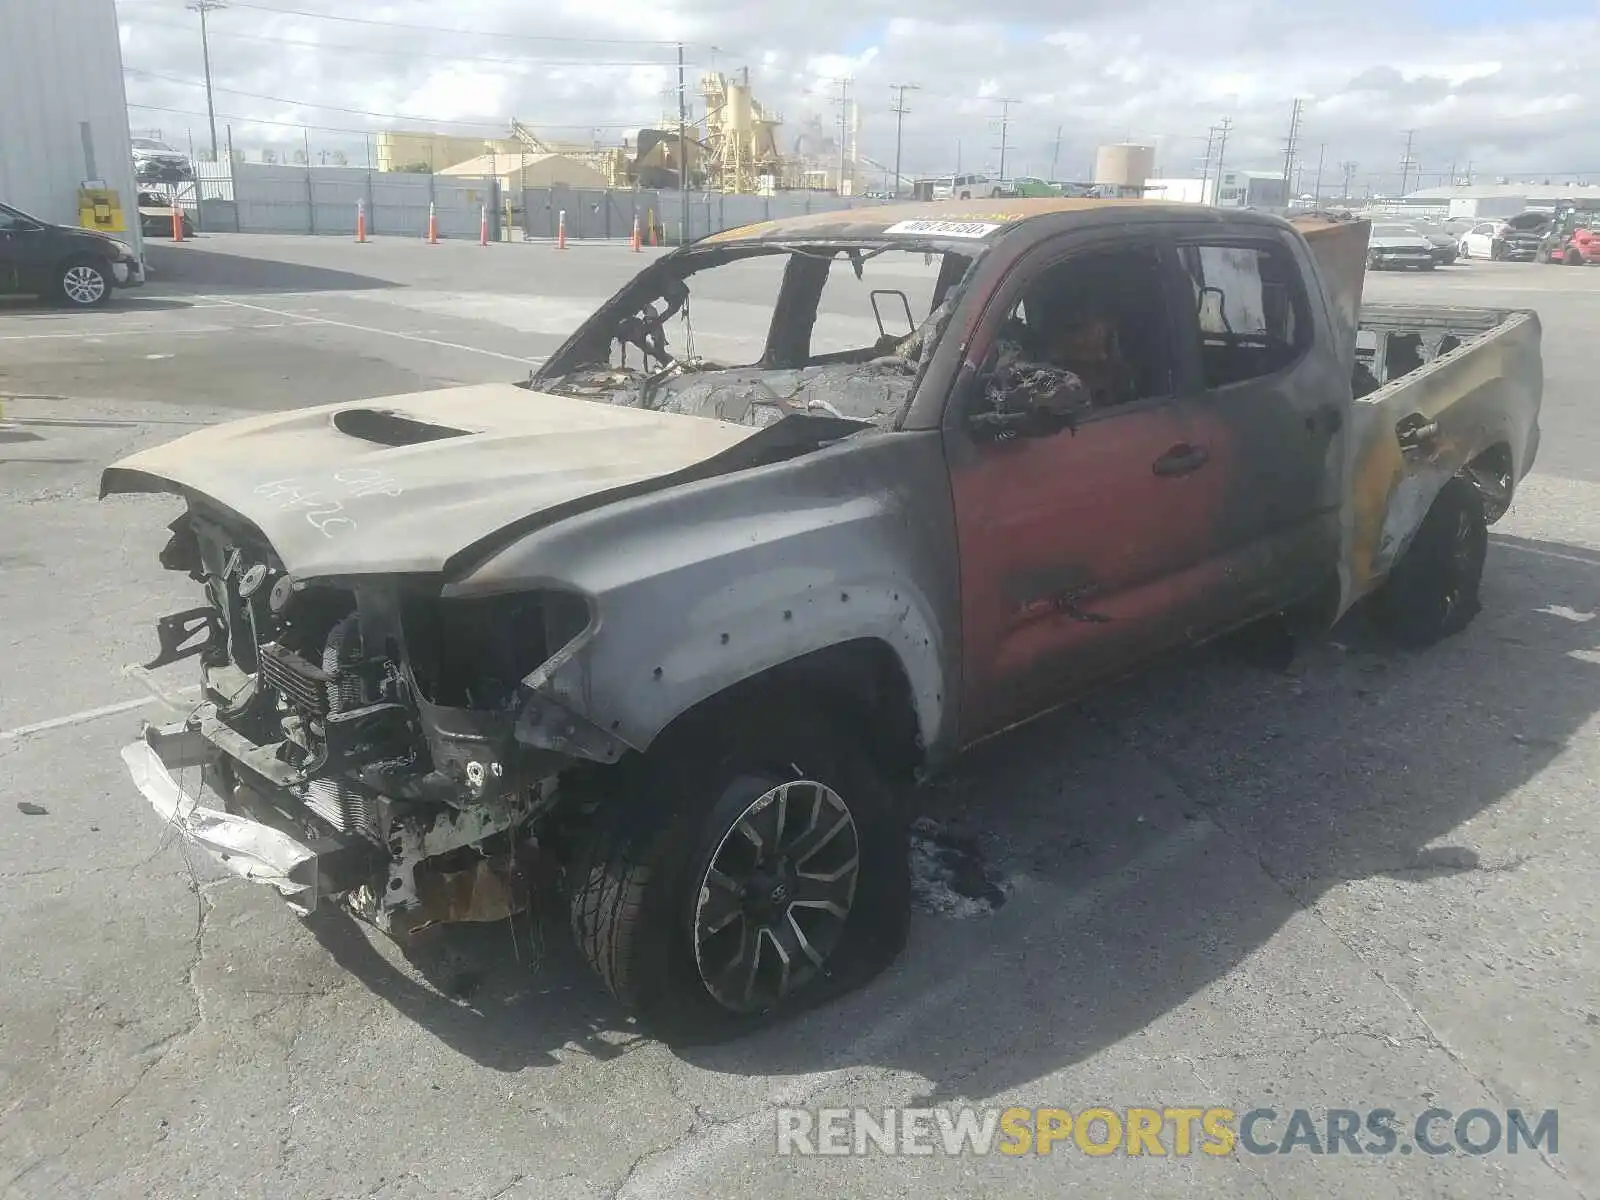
(1398, 129, 1417, 196)
(188, 1, 225, 163)
(889, 83, 920, 198)
(1049, 124, 1063, 182)
(1339, 160, 1358, 200)
(1281, 97, 1304, 195)
(1212, 116, 1232, 205)
(1200, 124, 1219, 189)
(993, 98, 1019, 180)
(832, 78, 853, 195)
(677, 43, 689, 241)
(1311, 142, 1326, 201)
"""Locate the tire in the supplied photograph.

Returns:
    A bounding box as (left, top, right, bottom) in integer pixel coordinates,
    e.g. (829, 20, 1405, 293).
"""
(1457, 242, 1470, 259)
(958, 191, 971, 200)
(56, 258, 112, 307)
(568, 701, 910, 1043)
(1369, 476, 1487, 647)
(1566, 249, 1583, 266)
(1366, 253, 1381, 271)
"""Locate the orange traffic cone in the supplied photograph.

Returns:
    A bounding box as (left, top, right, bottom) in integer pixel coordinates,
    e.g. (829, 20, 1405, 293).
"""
(171, 204, 184, 242)
(556, 209, 567, 250)
(356, 200, 367, 243)
(427, 201, 439, 244)
(631, 214, 642, 251)
(648, 208, 657, 246)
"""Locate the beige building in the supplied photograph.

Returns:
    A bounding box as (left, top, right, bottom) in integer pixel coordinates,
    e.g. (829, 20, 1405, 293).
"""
(437, 152, 610, 191)
(376, 130, 520, 173)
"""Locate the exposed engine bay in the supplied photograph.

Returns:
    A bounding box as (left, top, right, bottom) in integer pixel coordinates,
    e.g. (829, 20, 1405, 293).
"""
(136, 501, 607, 937)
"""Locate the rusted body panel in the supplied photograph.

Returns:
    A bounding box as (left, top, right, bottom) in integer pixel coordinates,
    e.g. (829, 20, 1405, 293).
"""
(1340, 306, 1542, 610)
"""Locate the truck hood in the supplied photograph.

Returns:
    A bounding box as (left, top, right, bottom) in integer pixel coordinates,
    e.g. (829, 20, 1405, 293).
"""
(100, 382, 811, 580)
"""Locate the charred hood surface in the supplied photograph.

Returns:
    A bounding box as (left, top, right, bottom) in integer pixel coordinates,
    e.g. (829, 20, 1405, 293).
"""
(101, 383, 861, 580)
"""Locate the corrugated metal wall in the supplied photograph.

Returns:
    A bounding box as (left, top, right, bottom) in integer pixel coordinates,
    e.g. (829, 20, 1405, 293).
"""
(0, 0, 143, 257)
(196, 163, 503, 238)
(522, 188, 892, 242)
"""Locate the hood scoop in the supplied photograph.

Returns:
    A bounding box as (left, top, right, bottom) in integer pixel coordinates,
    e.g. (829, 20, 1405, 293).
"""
(332, 407, 470, 446)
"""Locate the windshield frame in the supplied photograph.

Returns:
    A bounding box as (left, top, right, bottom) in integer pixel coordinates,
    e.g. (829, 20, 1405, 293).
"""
(530, 236, 988, 431)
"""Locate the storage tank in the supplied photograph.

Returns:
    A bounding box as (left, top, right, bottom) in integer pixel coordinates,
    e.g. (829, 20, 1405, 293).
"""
(1093, 143, 1156, 190)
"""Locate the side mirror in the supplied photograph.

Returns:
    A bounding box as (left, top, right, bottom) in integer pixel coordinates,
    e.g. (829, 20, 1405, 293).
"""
(967, 360, 1090, 441)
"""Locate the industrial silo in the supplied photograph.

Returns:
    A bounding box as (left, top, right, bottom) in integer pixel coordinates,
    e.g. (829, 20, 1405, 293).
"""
(1093, 144, 1156, 193)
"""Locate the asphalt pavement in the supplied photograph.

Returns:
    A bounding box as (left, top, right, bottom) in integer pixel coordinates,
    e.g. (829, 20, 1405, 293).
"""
(1, 235, 1596, 1200)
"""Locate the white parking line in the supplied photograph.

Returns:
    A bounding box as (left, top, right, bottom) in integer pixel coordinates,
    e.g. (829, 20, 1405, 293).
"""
(1494, 539, 1599, 567)
(0, 325, 234, 341)
(206, 296, 547, 366)
(1, 697, 164, 742)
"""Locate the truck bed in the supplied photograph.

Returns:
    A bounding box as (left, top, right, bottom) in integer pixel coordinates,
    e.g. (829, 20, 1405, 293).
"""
(1340, 302, 1543, 612)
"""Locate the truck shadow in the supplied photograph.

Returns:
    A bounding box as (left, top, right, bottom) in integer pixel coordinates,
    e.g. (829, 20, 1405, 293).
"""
(142, 243, 399, 294)
(310, 534, 1599, 1087)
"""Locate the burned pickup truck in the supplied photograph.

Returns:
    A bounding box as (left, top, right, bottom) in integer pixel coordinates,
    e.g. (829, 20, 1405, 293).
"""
(103, 200, 1542, 1038)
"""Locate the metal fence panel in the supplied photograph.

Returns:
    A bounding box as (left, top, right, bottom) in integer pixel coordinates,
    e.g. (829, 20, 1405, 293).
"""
(520, 186, 894, 242)
(209, 163, 498, 237)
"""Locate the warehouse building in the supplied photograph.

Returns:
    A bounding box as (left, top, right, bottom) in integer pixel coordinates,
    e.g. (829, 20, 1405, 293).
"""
(0, 0, 143, 256)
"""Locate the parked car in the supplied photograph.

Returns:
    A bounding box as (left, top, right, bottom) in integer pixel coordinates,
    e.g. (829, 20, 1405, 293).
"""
(138, 190, 194, 238)
(1008, 177, 1061, 198)
(0, 199, 146, 306)
(1410, 222, 1459, 265)
(1366, 222, 1437, 269)
(131, 137, 194, 184)
(1457, 220, 1509, 260)
(1496, 211, 1551, 261)
(106, 203, 1541, 1039)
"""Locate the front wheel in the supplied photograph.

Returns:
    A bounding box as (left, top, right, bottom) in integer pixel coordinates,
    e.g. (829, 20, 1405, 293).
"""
(1458, 242, 1470, 259)
(568, 704, 910, 1042)
(1369, 476, 1488, 647)
(56, 258, 112, 307)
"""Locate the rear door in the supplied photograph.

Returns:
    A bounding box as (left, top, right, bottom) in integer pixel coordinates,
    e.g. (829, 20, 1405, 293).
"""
(945, 230, 1229, 742)
(1171, 232, 1344, 623)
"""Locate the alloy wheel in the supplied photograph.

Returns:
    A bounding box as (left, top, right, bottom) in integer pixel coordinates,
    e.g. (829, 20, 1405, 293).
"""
(62, 266, 107, 305)
(692, 778, 861, 1013)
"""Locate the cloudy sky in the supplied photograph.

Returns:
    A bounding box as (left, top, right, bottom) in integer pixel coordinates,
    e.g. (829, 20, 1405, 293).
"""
(116, 0, 1600, 194)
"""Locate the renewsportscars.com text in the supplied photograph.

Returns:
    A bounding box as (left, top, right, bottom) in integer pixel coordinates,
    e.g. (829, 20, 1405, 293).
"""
(775, 1106, 1559, 1158)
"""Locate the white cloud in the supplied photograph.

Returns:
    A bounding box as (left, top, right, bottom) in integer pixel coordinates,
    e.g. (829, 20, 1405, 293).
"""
(117, 0, 1600, 187)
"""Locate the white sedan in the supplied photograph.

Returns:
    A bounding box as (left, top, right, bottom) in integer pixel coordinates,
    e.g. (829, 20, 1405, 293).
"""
(1457, 221, 1506, 260)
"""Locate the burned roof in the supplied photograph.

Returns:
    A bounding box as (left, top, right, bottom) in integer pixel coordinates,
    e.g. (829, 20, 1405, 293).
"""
(695, 197, 1297, 248)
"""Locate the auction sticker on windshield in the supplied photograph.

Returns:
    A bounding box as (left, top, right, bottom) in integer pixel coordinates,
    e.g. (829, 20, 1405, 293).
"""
(883, 219, 1004, 238)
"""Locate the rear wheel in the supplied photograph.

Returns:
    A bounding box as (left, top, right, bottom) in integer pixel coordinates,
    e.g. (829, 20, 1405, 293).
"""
(56, 258, 112, 307)
(568, 702, 910, 1042)
(1369, 476, 1487, 647)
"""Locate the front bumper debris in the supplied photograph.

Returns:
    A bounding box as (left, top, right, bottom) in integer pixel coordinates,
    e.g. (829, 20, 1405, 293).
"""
(120, 712, 547, 936)
(121, 723, 330, 911)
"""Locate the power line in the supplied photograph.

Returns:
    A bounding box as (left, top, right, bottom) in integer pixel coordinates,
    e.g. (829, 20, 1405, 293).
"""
(219, 2, 694, 47)
(124, 18, 688, 67)
(124, 99, 651, 136)
(125, 68, 661, 128)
